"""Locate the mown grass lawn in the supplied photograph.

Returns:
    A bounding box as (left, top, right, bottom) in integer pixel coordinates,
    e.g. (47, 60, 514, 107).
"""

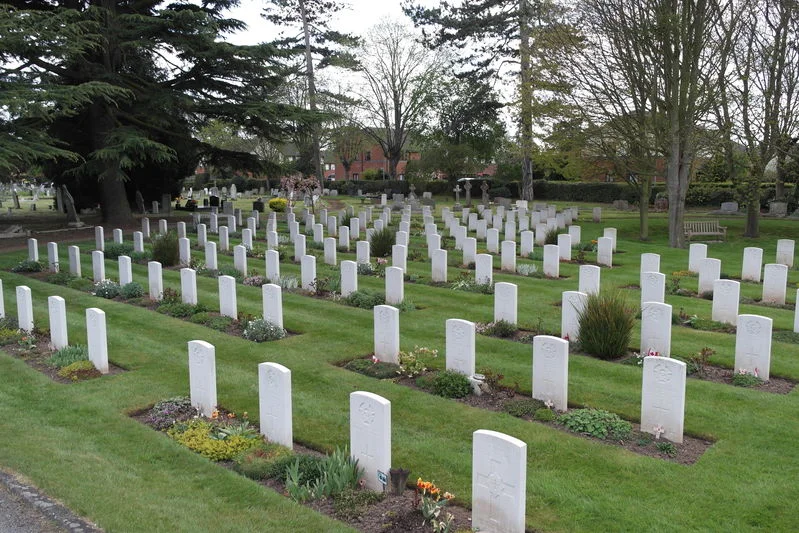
(1, 201, 798, 532)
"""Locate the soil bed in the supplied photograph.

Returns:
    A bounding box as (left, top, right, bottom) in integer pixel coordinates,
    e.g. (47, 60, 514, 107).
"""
(1, 337, 125, 384)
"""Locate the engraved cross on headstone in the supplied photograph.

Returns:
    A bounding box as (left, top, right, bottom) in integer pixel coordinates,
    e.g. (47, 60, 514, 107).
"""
(453, 185, 462, 203)
(464, 182, 472, 206)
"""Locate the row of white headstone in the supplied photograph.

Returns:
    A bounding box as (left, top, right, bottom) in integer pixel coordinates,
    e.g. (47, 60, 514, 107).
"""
(4, 283, 109, 373)
(188, 339, 527, 532)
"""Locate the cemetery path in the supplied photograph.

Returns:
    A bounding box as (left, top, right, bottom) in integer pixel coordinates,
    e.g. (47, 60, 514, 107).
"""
(0, 469, 101, 533)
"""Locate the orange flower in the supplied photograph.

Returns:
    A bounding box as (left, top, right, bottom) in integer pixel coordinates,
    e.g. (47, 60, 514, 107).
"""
(443, 492, 454, 500)
(227, 412, 236, 419)
(211, 409, 219, 420)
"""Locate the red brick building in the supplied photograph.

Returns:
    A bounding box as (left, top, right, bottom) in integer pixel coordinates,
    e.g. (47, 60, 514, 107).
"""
(332, 143, 420, 181)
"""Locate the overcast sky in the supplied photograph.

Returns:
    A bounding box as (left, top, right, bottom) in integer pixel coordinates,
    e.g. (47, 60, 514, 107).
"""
(226, 0, 412, 45)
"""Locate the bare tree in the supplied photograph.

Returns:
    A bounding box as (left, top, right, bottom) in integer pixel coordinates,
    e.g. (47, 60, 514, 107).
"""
(355, 20, 443, 179)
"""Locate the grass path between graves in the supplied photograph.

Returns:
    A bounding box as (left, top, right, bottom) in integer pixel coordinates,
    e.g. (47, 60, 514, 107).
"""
(1, 205, 799, 531)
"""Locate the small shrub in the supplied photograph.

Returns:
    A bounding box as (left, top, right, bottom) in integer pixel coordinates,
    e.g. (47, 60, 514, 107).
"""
(243, 275, 267, 287)
(217, 266, 244, 283)
(67, 278, 95, 292)
(558, 408, 632, 441)
(48, 345, 89, 368)
(57, 360, 100, 381)
(415, 372, 438, 390)
(545, 227, 559, 245)
(432, 370, 472, 398)
(276, 276, 299, 290)
(11, 260, 43, 272)
(656, 441, 678, 457)
(189, 312, 211, 324)
(233, 442, 294, 480)
(130, 251, 151, 263)
(93, 279, 121, 299)
(370, 227, 395, 258)
(345, 358, 400, 378)
(167, 419, 260, 461)
(120, 282, 145, 299)
(151, 232, 179, 267)
(46, 271, 77, 286)
(103, 242, 134, 260)
(732, 369, 763, 387)
(333, 489, 385, 520)
(161, 287, 181, 304)
(516, 263, 539, 277)
(357, 262, 376, 276)
(0, 328, 22, 346)
(686, 347, 715, 377)
(479, 320, 517, 338)
(285, 448, 363, 502)
(243, 318, 286, 342)
(344, 289, 386, 309)
(147, 396, 197, 431)
(207, 316, 234, 331)
(577, 290, 636, 360)
(397, 346, 438, 378)
(502, 398, 545, 418)
(157, 302, 208, 318)
(269, 197, 288, 212)
(534, 408, 556, 421)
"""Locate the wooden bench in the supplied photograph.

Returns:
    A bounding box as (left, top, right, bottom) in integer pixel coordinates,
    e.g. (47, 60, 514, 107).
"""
(684, 220, 727, 241)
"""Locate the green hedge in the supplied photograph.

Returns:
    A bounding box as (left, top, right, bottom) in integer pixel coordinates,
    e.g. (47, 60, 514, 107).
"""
(326, 180, 454, 196)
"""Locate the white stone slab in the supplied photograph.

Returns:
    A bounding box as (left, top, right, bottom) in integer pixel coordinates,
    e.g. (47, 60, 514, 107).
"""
(697, 258, 721, 295)
(341, 260, 357, 297)
(557, 234, 571, 261)
(356, 240, 370, 265)
(262, 283, 283, 329)
(741, 247, 763, 282)
(133, 231, 144, 254)
(762, 263, 788, 304)
(188, 340, 217, 417)
(94, 226, 104, 252)
(603, 227, 617, 251)
(532, 335, 569, 411)
(487, 228, 499, 253)
(148, 261, 163, 300)
(711, 279, 739, 325)
(16, 286, 33, 333)
(735, 314, 772, 380)
(391, 244, 407, 272)
(373, 305, 400, 363)
(91, 250, 105, 282)
(520, 231, 534, 257)
(640, 302, 672, 357)
(501, 241, 516, 272)
(640, 253, 660, 274)
(301, 254, 316, 290)
(475, 254, 493, 285)
(640, 272, 665, 305)
(578, 265, 600, 295)
(159, 219, 168, 235)
(463, 237, 477, 266)
(385, 266, 404, 305)
(432, 249, 448, 283)
(68, 246, 81, 277)
(233, 245, 248, 276)
(339, 226, 350, 250)
(178, 237, 191, 266)
(181, 268, 197, 305)
(446, 318, 475, 376)
(294, 234, 306, 262)
(688, 243, 707, 273)
(494, 282, 518, 325)
(118, 255, 133, 286)
(543, 244, 559, 278)
(641, 356, 686, 443)
(48, 296, 68, 350)
(776, 239, 794, 267)
(560, 291, 587, 342)
(568, 225, 581, 247)
(597, 237, 612, 267)
(46, 242, 58, 272)
(86, 308, 109, 374)
(218, 275, 237, 318)
(350, 391, 391, 492)
(219, 225, 230, 251)
(258, 362, 293, 449)
(472, 429, 527, 533)
(265, 249, 280, 284)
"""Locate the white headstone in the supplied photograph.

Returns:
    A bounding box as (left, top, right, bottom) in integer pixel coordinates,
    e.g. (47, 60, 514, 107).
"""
(532, 335, 570, 411)
(776, 239, 794, 267)
(350, 218, 360, 240)
(374, 305, 400, 363)
(68, 245, 81, 277)
(697, 258, 721, 296)
(265, 249, 280, 283)
(592, 207, 601, 222)
(45, 242, 58, 273)
(341, 260, 357, 297)
(520, 231, 534, 257)
(339, 226, 350, 250)
(118, 255, 133, 286)
(472, 430, 527, 533)
(741, 247, 763, 283)
(557, 234, 571, 261)
(148, 261, 163, 300)
(603, 227, 617, 251)
(356, 240, 370, 265)
(711, 279, 740, 325)
(181, 268, 197, 305)
(350, 391, 391, 492)
(91, 250, 105, 282)
(293, 233, 306, 262)
(446, 318, 475, 376)
(133, 231, 144, 253)
(578, 265, 600, 295)
(641, 356, 686, 443)
(501, 241, 517, 272)
(568, 225, 581, 247)
(262, 283, 283, 329)
(534, 223, 547, 246)
(560, 291, 587, 342)
(597, 237, 612, 267)
(385, 266, 404, 305)
(205, 241, 218, 271)
(762, 263, 788, 304)
(475, 254, 493, 285)
(177, 222, 187, 239)
(258, 362, 293, 449)
(735, 314, 773, 380)
(487, 228, 499, 253)
(301, 254, 316, 290)
(794, 289, 799, 333)
(494, 282, 518, 325)
(219, 275, 237, 318)
(178, 237, 191, 266)
(233, 245, 248, 276)
(219, 225, 230, 252)
(241, 228, 253, 250)
(391, 244, 407, 272)
(188, 340, 217, 417)
(159, 219, 168, 235)
(640, 302, 672, 357)
(48, 296, 68, 350)
(432, 249, 448, 283)
(86, 308, 109, 374)
(463, 237, 477, 266)
(95, 226, 104, 252)
(142, 217, 151, 239)
(16, 286, 33, 333)
(688, 243, 707, 273)
(640, 272, 666, 305)
(640, 253, 660, 274)
(543, 244, 559, 278)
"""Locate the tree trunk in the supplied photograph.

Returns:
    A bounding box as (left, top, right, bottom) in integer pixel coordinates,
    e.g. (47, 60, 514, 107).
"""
(743, 164, 762, 237)
(519, 0, 534, 201)
(100, 178, 133, 225)
(639, 177, 650, 240)
(299, 0, 323, 191)
(90, 99, 133, 225)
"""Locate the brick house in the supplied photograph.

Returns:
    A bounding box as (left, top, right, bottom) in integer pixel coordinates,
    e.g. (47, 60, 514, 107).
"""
(332, 142, 420, 181)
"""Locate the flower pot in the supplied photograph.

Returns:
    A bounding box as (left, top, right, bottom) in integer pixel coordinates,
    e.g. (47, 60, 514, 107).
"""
(389, 468, 410, 495)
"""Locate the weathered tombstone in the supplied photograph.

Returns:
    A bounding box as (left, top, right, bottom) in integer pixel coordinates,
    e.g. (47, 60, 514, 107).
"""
(446, 318, 475, 376)
(62, 185, 81, 224)
(142, 217, 151, 239)
(543, 244, 560, 278)
(158, 219, 168, 235)
(391, 244, 407, 272)
(688, 243, 707, 273)
(48, 296, 68, 350)
(602, 227, 617, 251)
(262, 283, 283, 328)
(640, 302, 672, 357)
(741, 247, 763, 283)
(209, 213, 218, 234)
(534, 223, 547, 246)
(640, 272, 666, 305)
(373, 305, 400, 364)
(118, 255, 133, 286)
(188, 340, 217, 417)
(385, 266, 404, 305)
(258, 362, 293, 449)
(339, 226, 350, 251)
(533, 335, 569, 410)
(92, 250, 105, 282)
(592, 207, 601, 223)
(568, 225, 581, 247)
(86, 308, 109, 374)
(471, 430, 527, 533)
(218, 275, 238, 318)
(265, 249, 280, 283)
(350, 391, 391, 492)
(148, 261, 163, 300)
(462, 237, 477, 267)
(697, 258, 721, 296)
(133, 231, 144, 254)
(294, 234, 306, 262)
(16, 286, 34, 333)
(356, 240, 370, 265)
(557, 234, 571, 261)
(494, 282, 518, 325)
(301, 255, 316, 290)
(501, 241, 517, 272)
(475, 253, 493, 285)
(762, 263, 788, 305)
(181, 268, 198, 305)
(486, 228, 500, 253)
(640, 253, 660, 274)
(578, 265, 600, 295)
(597, 237, 613, 267)
(432, 249, 448, 283)
(520, 231, 534, 257)
(68, 245, 81, 277)
(47, 242, 59, 272)
(776, 239, 795, 267)
(95, 226, 105, 252)
(641, 356, 686, 443)
(504, 220, 516, 242)
(241, 228, 253, 250)
(560, 291, 587, 342)
(179, 237, 191, 266)
(27, 238, 39, 262)
(205, 241, 218, 271)
(712, 279, 740, 325)
(339, 260, 357, 298)
(720, 201, 738, 213)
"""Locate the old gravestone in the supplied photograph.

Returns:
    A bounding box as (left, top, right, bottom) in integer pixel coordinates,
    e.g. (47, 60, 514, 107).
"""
(641, 356, 686, 443)
(188, 340, 217, 417)
(446, 319, 476, 376)
(258, 362, 293, 449)
(532, 335, 569, 411)
(471, 430, 527, 533)
(735, 314, 772, 380)
(350, 391, 391, 492)
(373, 305, 400, 364)
(640, 302, 672, 357)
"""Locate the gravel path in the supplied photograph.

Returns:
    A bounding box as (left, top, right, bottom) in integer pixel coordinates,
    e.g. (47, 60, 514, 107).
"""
(0, 470, 102, 533)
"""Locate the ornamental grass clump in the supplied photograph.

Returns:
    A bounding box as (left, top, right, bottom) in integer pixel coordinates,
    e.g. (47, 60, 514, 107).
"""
(48, 345, 89, 368)
(369, 227, 395, 258)
(577, 290, 636, 360)
(151, 232, 179, 266)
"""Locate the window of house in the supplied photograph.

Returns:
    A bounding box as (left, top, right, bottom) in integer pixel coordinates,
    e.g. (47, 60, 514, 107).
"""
(353, 173, 359, 180)
(365, 151, 371, 161)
